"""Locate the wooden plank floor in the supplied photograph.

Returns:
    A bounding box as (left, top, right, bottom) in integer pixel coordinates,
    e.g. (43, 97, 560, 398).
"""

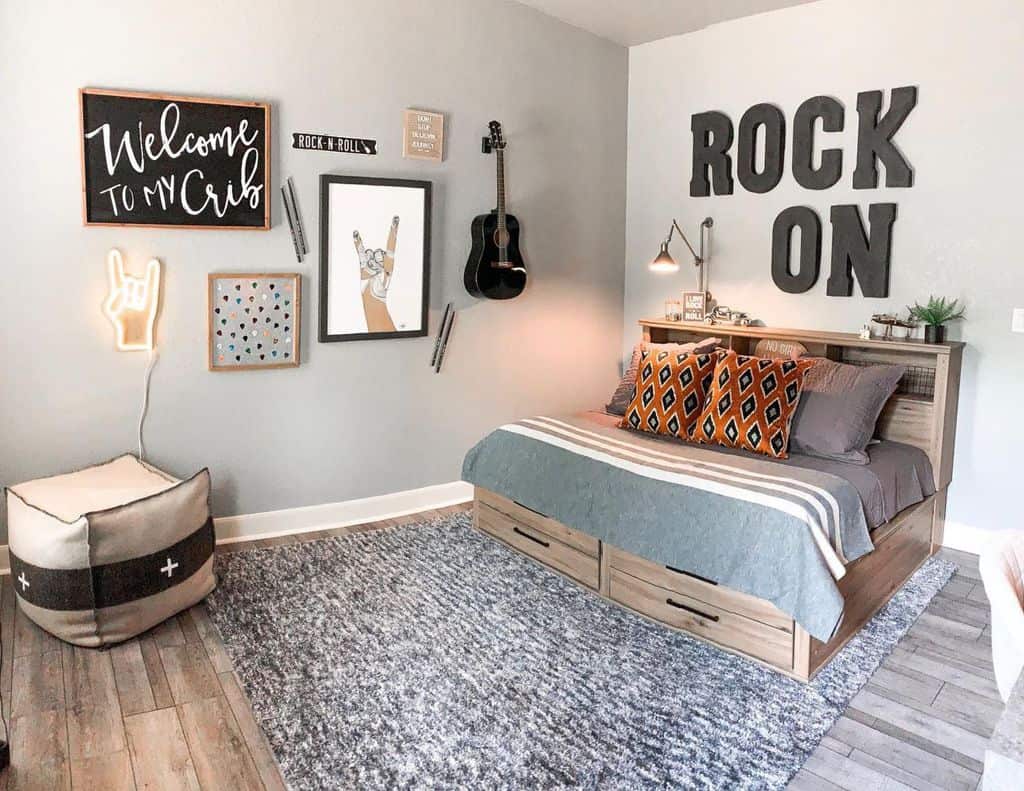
(0, 511, 998, 790)
(790, 547, 997, 791)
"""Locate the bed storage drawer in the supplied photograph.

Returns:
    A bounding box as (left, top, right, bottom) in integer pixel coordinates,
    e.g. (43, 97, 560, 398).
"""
(609, 569, 794, 670)
(475, 489, 600, 557)
(475, 500, 600, 589)
(606, 546, 793, 631)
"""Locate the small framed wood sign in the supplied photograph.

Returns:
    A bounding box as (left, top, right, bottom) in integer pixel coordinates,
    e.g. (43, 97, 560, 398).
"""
(80, 88, 271, 229)
(208, 273, 300, 370)
(682, 291, 707, 322)
(402, 109, 444, 162)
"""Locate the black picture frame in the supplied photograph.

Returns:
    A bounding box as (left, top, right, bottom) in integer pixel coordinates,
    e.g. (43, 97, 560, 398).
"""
(318, 175, 432, 342)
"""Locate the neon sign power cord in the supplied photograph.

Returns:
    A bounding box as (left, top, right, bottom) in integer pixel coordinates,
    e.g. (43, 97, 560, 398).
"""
(138, 348, 159, 461)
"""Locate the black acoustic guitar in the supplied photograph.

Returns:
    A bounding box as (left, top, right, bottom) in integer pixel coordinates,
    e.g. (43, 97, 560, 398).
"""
(464, 121, 526, 300)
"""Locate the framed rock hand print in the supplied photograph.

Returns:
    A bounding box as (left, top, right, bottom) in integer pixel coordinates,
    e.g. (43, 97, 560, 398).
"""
(208, 273, 300, 370)
(319, 175, 431, 342)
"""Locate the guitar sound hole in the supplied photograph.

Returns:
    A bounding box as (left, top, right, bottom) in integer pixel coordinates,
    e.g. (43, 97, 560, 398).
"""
(493, 229, 510, 248)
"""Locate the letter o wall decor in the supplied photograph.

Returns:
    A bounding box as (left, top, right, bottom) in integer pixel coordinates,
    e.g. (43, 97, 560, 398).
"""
(737, 104, 786, 194)
(771, 207, 822, 294)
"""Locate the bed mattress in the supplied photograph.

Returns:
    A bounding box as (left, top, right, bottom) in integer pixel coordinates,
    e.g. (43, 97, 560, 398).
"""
(583, 411, 935, 530)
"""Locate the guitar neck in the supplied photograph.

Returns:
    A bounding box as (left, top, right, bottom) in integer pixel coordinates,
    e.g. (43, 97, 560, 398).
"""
(496, 149, 506, 232)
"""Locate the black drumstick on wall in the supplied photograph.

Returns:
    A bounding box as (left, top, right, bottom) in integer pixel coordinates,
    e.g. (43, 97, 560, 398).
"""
(430, 302, 453, 368)
(281, 186, 303, 262)
(287, 177, 308, 255)
(434, 307, 456, 373)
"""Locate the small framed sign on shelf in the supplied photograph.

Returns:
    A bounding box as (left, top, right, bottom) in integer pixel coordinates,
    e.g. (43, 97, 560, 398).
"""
(682, 291, 708, 322)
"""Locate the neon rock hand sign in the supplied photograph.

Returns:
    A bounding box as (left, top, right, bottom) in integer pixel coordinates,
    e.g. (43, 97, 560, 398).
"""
(103, 249, 162, 351)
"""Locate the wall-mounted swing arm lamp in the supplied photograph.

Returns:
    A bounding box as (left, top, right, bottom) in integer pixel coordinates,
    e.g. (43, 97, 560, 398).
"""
(649, 216, 714, 292)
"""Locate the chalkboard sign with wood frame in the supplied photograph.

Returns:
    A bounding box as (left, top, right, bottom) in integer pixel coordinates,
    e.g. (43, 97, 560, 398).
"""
(79, 88, 271, 230)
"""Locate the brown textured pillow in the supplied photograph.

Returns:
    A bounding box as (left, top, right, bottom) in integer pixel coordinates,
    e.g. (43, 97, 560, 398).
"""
(694, 351, 816, 458)
(789, 359, 906, 464)
(620, 349, 719, 439)
(606, 338, 720, 415)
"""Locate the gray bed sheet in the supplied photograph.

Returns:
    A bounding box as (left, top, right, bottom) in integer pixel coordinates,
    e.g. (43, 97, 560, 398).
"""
(585, 410, 935, 530)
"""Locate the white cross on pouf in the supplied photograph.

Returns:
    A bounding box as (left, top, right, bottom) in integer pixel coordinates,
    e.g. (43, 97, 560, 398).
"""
(161, 557, 179, 578)
(18, 572, 29, 592)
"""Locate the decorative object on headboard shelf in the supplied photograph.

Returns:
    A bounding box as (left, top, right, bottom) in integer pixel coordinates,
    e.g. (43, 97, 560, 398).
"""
(319, 175, 431, 342)
(703, 305, 753, 327)
(871, 313, 916, 341)
(689, 87, 916, 299)
(907, 296, 965, 344)
(681, 291, 705, 322)
(464, 121, 527, 301)
(80, 88, 270, 229)
(753, 338, 808, 359)
(208, 274, 300, 370)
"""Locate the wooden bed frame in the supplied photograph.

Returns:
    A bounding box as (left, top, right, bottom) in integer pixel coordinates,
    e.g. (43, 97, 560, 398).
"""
(473, 320, 964, 681)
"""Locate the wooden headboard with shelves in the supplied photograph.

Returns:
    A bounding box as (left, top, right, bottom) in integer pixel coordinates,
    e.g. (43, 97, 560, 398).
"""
(639, 320, 964, 491)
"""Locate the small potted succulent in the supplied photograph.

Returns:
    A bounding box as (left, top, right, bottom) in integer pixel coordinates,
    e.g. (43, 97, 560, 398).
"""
(907, 296, 965, 343)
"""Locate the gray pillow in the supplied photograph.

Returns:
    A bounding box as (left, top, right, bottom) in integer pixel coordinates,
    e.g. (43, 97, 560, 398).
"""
(789, 359, 905, 464)
(606, 338, 720, 415)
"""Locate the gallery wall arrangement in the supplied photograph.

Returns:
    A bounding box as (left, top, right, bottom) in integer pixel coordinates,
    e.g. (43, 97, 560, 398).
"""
(0, 0, 625, 543)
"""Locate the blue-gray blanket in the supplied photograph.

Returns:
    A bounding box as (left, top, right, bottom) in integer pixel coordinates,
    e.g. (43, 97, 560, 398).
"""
(461, 414, 875, 641)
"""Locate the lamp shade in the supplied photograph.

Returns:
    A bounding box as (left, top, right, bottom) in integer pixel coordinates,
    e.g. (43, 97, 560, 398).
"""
(649, 243, 679, 274)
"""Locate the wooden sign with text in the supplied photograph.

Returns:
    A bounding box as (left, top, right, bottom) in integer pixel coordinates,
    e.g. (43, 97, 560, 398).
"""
(80, 88, 270, 229)
(402, 109, 444, 162)
(292, 133, 377, 155)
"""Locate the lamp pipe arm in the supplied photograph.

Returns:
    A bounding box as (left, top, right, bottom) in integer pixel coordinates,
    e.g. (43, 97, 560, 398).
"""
(666, 219, 702, 264)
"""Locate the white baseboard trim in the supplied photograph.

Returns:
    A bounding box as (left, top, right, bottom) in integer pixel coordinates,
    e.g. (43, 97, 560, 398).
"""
(0, 481, 474, 576)
(942, 520, 995, 556)
(213, 480, 474, 544)
(0, 504, 994, 576)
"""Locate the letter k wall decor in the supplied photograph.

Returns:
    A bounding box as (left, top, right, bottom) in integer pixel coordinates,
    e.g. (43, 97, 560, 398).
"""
(79, 88, 271, 229)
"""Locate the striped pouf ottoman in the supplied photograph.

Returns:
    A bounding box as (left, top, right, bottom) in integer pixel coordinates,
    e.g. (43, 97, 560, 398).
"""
(5, 455, 215, 647)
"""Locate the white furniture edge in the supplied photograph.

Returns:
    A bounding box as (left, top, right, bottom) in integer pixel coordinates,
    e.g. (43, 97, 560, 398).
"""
(0, 480, 474, 575)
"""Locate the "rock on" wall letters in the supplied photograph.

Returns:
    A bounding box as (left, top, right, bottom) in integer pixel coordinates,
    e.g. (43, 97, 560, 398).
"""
(689, 86, 917, 298)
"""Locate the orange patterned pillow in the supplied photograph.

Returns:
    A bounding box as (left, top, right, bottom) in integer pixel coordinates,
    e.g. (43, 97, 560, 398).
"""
(621, 349, 718, 439)
(694, 351, 816, 458)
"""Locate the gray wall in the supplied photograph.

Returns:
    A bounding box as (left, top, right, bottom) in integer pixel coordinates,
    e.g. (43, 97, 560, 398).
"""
(0, 0, 628, 537)
(623, 0, 1024, 547)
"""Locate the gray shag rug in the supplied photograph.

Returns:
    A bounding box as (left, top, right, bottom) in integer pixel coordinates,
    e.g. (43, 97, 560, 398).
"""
(206, 512, 956, 790)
